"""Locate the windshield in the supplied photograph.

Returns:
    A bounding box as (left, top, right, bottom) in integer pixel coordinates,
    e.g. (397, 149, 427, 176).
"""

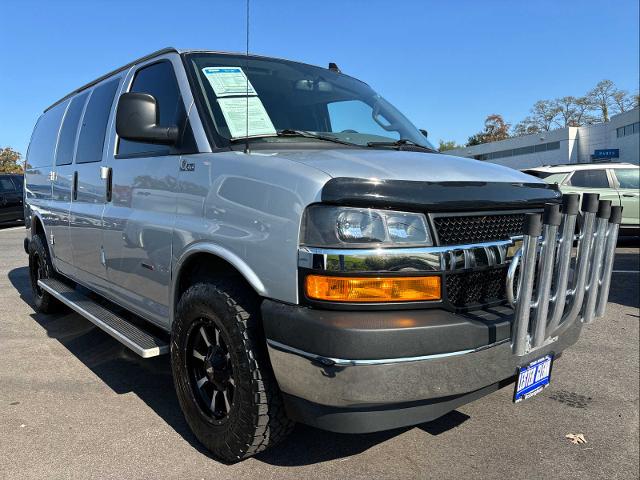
(185, 53, 434, 150)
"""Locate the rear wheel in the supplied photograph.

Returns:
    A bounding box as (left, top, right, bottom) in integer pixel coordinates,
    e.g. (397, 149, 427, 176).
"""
(28, 234, 62, 313)
(171, 281, 293, 462)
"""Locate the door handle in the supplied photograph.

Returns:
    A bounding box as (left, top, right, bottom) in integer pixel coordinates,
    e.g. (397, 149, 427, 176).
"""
(48, 171, 57, 181)
(622, 193, 637, 197)
(101, 167, 113, 202)
(72, 171, 78, 201)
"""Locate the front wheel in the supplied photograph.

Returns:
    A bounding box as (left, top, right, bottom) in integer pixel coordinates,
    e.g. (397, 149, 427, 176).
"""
(28, 234, 62, 313)
(171, 281, 293, 462)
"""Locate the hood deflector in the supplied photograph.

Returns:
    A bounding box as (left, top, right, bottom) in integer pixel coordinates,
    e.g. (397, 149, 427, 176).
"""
(321, 178, 562, 212)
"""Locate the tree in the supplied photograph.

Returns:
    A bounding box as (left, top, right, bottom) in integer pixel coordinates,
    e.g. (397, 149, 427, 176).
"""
(550, 96, 597, 128)
(587, 79, 621, 122)
(0, 147, 23, 174)
(512, 100, 562, 136)
(571, 96, 597, 126)
(512, 118, 542, 137)
(466, 114, 510, 146)
(531, 100, 561, 131)
(612, 89, 634, 113)
(438, 139, 463, 152)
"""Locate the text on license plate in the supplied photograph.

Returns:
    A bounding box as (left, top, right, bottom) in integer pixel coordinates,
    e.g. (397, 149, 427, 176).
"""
(514, 355, 553, 403)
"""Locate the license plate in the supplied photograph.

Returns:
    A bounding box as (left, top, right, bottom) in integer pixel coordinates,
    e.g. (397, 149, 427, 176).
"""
(514, 355, 553, 403)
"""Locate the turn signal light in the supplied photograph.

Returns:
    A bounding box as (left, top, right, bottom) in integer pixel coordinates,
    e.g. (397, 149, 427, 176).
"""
(305, 275, 441, 303)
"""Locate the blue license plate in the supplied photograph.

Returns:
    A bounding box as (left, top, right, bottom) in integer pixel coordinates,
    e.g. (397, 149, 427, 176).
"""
(514, 355, 553, 403)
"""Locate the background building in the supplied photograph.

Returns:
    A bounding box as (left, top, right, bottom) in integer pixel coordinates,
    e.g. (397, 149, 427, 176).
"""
(445, 108, 639, 169)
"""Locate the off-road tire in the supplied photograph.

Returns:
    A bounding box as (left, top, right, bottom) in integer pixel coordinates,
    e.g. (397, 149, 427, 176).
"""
(171, 281, 294, 462)
(28, 234, 62, 313)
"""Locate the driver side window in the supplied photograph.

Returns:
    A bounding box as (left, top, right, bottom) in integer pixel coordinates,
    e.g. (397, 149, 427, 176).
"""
(117, 61, 185, 157)
(327, 100, 399, 140)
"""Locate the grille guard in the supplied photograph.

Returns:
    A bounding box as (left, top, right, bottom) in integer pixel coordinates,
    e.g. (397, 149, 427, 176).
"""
(506, 193, 622, 356)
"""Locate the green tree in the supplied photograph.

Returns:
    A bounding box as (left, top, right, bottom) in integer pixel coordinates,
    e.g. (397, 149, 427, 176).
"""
(438, 139, 462, 152)
(0, 147, 23, 174)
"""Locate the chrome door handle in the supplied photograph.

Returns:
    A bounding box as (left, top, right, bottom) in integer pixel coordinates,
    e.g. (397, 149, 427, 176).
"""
(48, 171, 57, 181)
(101, 167, 113, 202)
(72, 171, 78, 201)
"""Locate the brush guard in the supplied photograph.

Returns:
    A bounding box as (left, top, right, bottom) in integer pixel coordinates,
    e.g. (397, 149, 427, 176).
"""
(506, 193, 622, 356)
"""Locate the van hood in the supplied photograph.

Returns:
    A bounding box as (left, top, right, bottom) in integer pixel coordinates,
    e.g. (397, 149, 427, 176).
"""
(264, 148, 541, 184)
(260, 148, 561, 212)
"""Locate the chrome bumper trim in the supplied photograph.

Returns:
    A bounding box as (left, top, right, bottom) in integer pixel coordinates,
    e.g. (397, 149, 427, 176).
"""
(266, 338, 509, 367)
(267, 316, 582, 407)
(298, 238, 521, 273)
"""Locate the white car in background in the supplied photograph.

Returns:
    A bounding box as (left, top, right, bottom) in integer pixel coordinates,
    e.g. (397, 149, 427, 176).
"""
(524, 162, 639, 235)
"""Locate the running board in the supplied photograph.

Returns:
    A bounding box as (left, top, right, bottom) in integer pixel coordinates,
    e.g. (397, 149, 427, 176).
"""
(37, 278, 169, 358)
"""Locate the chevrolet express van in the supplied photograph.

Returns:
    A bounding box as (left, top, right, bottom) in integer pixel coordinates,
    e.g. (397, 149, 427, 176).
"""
(23, 48, 621, 462)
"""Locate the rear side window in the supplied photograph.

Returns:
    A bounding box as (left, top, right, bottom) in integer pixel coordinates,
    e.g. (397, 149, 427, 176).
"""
(0, 177, 15, 192)
(76, 78, 121, 164)
(26, 102, 67, 169)
(118, 61, 185, 157)
(56, 92, 89, 166)
(614, 169, 639, 189)
(567, 170, 610, 188)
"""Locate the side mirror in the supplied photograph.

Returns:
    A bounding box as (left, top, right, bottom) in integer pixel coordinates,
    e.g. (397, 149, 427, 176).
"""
(420, 129, 429, 138)
(116, 92, 179, 145)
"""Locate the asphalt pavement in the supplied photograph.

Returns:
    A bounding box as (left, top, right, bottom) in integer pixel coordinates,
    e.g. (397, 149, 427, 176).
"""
(1, 224, 638, 479)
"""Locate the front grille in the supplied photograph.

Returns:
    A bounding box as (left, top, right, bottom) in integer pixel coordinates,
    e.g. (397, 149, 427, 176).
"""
(434, 213, 526, 245)
(446, 266, 508, 308)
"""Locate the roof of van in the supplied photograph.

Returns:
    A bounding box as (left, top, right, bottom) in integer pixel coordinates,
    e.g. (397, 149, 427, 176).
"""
(525, 162, 638, 173)
(45, 47, 180, 112)
(45, 47, 361, 112)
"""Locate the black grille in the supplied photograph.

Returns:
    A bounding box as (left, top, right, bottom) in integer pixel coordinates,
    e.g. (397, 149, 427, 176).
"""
(434, 213, 526, 245)
(446, 267, 508, 308)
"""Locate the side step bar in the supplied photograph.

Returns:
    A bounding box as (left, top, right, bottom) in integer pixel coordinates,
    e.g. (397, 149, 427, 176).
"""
(38, 278, 169, 358)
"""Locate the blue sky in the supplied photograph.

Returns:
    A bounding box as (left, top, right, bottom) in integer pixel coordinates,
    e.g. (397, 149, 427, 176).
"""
(1, 0, 638, 155)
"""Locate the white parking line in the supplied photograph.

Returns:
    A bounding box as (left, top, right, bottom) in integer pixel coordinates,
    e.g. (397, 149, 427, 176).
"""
(612, 270, 639, 274)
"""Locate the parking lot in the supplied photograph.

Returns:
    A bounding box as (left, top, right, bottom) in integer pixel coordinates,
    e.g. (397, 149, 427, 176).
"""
(0, 224, 638, 479)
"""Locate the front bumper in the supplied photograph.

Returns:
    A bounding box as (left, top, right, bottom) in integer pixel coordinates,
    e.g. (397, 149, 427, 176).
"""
(262, 301, 582, 433)
(265, 194, 621, 433)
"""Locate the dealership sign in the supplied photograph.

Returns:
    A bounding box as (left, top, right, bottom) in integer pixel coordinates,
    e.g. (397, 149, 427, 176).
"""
(592, 149, 619, 159)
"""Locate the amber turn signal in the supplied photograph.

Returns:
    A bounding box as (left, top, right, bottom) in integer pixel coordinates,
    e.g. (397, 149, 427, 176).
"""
(305, 275, 441, 303)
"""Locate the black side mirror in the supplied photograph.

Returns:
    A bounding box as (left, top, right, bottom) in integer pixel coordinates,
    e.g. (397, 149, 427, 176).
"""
(116, 92, 179, 145)
(419, 129, 429, 138)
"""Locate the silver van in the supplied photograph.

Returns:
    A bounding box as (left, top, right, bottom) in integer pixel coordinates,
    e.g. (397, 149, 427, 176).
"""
(23, 48, 621, 462)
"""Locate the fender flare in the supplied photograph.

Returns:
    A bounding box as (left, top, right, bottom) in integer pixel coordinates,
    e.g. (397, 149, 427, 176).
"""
(170, 242, 268, 325)
(30, 211, 46, 236)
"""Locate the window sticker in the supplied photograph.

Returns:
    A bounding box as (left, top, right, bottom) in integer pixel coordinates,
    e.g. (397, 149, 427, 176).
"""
(217, 96, 276, 138)
(202, 67, 256, 97)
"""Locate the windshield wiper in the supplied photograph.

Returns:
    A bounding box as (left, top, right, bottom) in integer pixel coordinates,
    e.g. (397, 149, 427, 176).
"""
(275, 129, 360, 147)
(230, 129, 359, 147)
(366, 138, 437, 153)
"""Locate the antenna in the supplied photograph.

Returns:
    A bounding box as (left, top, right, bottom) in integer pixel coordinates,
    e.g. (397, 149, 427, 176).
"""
(244, 0, 250, 154)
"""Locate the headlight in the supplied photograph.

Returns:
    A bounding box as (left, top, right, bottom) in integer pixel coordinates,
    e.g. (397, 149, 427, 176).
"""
(301, 205, 432, 248)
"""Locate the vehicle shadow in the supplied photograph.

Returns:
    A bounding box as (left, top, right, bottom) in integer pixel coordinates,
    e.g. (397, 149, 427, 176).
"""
(0, 220, 25, 230)
(610, 250, 640, 310)
(7, 266, 469, 466)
